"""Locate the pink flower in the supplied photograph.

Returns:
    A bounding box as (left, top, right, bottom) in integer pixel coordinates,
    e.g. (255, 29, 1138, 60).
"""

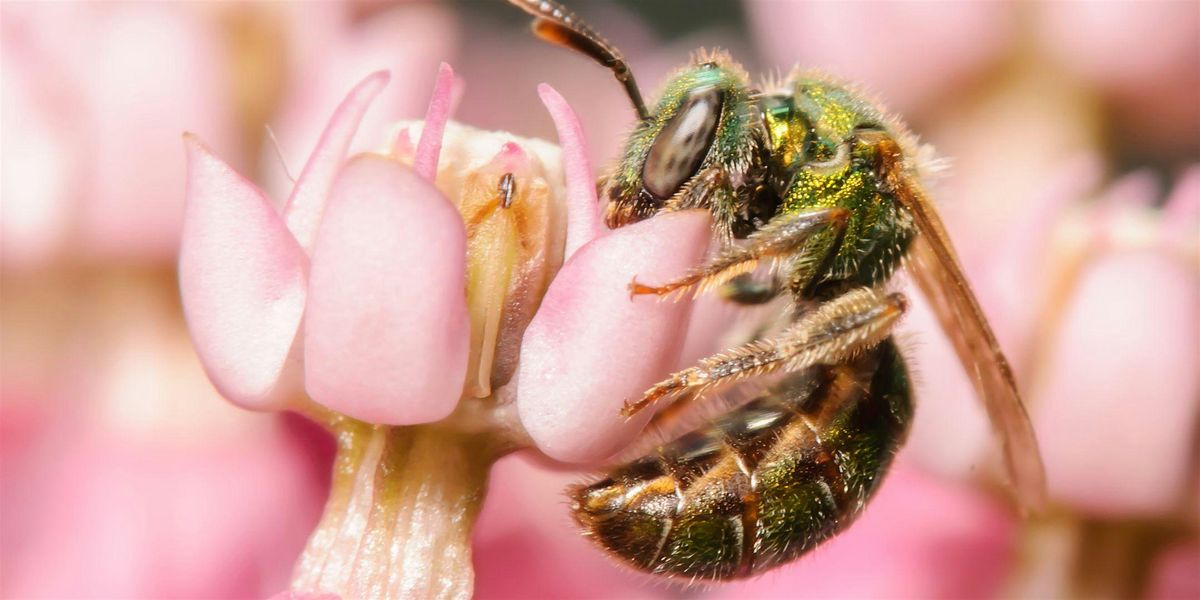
(899, 163, 1199, 596)
(745, 0, 1013, 116)
(11, 2, 1194, 597)
(907, 164, 1199, 517)
(259, 1, 459, 203)
(0, 1, 458, 271)
(180, 65, 712, 596)
(1033, 3, 1200, 156)
(1, 5, 461, 597)
(0, 2, 239, 268)
(182, 64, 710, 441)
(1030, 169, 1199, 515)
(0, 284, 328, 598)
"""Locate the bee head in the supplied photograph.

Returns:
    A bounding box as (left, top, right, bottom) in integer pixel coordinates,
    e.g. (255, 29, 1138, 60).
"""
(604, 59, 755, 229)
(506, 1, 756, 233)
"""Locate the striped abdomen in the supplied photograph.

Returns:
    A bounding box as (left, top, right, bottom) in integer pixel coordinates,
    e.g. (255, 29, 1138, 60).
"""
(570, 340, 912, 580)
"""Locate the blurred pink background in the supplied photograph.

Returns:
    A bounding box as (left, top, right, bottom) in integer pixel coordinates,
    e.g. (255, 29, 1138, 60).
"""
(2, 1, 1197, 598)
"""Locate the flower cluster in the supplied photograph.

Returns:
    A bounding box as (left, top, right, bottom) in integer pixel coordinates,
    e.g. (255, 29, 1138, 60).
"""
(3, 2, 1196, 597)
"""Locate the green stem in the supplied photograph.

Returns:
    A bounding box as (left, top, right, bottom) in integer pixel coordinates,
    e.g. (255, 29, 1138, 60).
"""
(291, 418, 494, 599)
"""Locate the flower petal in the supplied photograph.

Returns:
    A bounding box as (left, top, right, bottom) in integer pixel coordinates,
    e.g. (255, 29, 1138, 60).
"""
(974, 156, 1102, 373)
(1163, 166, 1200, 251)
(537, 84, 603, 258)
(1034, 251, 1200, 515)
(902, 288, 992, 479)
(283, 71, 390, 254)
(516, 210, 712, 463)
(1092, 170, 1161, 250)
(179, 135, 307, 410)
(413, 62, 455, 182)
(747, 1, 1011, 114)
(304, 155, 468, 425)
(0, 42, 78, 269)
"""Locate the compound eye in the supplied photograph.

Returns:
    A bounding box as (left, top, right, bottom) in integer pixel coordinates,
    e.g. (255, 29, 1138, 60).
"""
(642, 86, 724, 199)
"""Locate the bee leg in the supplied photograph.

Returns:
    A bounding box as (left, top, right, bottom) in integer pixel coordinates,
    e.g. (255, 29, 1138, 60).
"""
(629, 206, 849, 300)
(718, 273, 782, 305)
(622, 287, 907, 417)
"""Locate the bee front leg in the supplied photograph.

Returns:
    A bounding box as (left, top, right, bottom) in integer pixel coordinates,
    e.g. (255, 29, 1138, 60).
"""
(630, 206, 850, 300)
(622, 287, 907, 417)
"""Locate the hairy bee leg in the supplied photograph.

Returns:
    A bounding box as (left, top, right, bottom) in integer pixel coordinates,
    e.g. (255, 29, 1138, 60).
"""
(662, 165, 727, 212)
(719, 273, 782, 305)
(622, 288, 907, 417)
(656, 165, 747, 241)
(630, 206, 849, 299)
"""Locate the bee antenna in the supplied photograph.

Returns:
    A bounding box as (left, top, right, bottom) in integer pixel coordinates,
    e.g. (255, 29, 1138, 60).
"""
(506, 0, 650, 121)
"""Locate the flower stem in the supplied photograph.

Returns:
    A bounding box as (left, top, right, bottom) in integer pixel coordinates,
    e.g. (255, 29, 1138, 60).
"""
(291, 417, 495, 599)
(1008, 513, 1188, 599)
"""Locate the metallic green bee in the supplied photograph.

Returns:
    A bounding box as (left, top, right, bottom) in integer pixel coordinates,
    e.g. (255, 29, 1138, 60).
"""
(509, 0, 1046, 581)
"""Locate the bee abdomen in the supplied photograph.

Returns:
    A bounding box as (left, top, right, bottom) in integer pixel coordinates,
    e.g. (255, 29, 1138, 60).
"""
(571, 340, 912, 580)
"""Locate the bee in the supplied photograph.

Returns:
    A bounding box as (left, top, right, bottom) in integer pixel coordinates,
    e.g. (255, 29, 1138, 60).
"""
(508, 0, 1046, 581)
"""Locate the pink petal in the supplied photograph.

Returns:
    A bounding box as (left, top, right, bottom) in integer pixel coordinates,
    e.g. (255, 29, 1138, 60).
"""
(1093, 170, 1161, 248)
(6, 419, 327, 599)
(473, 455, 666, 599)
(261, 3, 457, 203)
(78, 4, 239, 263)
(304, 155, 468, 425)
(283, 71, 390, 254)
(1036, 3, 1200, 93)
(974, 156, 1102, 371)
(902, 288, 992, 480)
(537, 84, 603, 258)
(449, 74, 467, 117)
(516, 211, 713, 463)
(1163, 166, 1200, 247)
(388, 125, 416, 163)
(485, 141, 531, 174)
(412, 62, 455, 182)
(0, 39, 78, 269)
(179, 135, 308, 410)
(1096, 170, 1160, 213)
(1034, 251, 1200, 515)
(747, 2, 1011, 115)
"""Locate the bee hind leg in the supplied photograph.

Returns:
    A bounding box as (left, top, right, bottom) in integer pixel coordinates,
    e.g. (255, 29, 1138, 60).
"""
(622, 287, 908, 417)
(630, 206, 850, 300)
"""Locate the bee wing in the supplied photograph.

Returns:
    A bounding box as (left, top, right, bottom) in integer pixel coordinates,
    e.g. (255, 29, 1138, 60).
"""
(896, 181, 1047, 513)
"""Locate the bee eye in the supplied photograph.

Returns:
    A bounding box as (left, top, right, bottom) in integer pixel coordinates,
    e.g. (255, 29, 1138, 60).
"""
(642, 86, 724, 199)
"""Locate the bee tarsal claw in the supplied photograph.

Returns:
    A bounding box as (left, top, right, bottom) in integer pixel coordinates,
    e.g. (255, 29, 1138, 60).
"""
(627, 277, 666, 298)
